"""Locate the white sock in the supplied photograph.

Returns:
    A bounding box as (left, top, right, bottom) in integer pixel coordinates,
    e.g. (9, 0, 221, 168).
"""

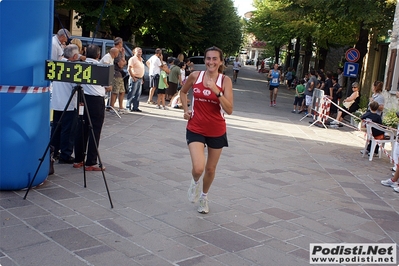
(201, 192, 207, 198)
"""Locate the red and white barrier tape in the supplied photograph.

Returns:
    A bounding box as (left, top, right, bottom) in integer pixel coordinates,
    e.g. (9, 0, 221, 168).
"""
(0, 86, 49, 93)
(365, 138, 395, 164)
(310, 97, 397, 163)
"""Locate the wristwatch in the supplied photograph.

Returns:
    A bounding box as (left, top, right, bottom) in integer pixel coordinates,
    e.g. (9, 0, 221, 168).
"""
(217, 92, 223, 97)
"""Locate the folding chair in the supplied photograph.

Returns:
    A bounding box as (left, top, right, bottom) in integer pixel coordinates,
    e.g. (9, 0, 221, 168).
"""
(362, 120, 395, 161)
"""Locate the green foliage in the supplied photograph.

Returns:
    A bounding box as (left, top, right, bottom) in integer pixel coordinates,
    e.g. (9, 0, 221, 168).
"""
(56, 0, 242, 55)
(244, 0, 396, 68)
(353, 107, 367, 123)
(382, 109, 399, 128)
(359, 94, 369, 109)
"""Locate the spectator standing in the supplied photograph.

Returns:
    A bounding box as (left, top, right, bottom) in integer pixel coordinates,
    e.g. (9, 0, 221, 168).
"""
(180, 46, 233, 214)
(126, 47, 145, 112)
(109, 37, 127, 114)
(304, 69, 318, 115)
(179, 62, 186, 86)
(50, 44, 79, 164)
(100, 47, 119, 112)
(331, 82, 360, 126)
(292, 79, 305, 113)
(167, 58, 181, 101)
(184, 58, 193, 76)
(285, 67, 293, 89)
(329, 76, 342, 115)
(69, 38, 86, 61)
(51, 29, 70, 60)
(73, 44, 110, 171)
(323, 71, 333, 100)
(157, 62, 169, 110)
(268, 63, 281, 106)
(146, 48, 163, 104)
(99, 48, 119, 65)
(369, 81, 384, 116)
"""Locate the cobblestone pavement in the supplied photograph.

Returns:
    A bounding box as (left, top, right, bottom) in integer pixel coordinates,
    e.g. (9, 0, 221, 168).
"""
(1, 64, 398, 266)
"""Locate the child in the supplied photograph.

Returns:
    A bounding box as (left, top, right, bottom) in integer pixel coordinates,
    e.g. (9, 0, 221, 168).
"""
(170, 90, 190, 109)
(292, 79, 305, 113)
(179, 62, 186, 88)
(360, 101, 384, 155)
(157, 62, 169, 110)
(170, 91, 182, 109)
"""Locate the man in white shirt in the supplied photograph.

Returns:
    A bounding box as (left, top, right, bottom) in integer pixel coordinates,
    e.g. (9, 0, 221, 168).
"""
(51, 29, 70, 60)
(99, 48, 119, 65)
(127, 47, 145, 112)
(146, 48, 162, 104)
(73, 44, 111, 171)
(50, 44, 79, 164)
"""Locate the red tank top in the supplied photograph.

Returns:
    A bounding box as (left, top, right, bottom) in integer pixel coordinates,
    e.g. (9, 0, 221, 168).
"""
(187, 71, 226, 137)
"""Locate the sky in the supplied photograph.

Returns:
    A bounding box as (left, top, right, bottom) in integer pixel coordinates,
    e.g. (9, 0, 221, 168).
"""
(233, 0, 254, 17)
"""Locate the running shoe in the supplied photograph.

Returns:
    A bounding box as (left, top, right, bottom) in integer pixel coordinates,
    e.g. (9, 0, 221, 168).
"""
(198, 196, 209, 214)
(381, 178, 398, 187)
(187, 179, 200, 203)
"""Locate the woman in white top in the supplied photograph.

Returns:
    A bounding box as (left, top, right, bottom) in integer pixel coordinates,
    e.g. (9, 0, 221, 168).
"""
(369, 80, 384, 116)
(331, 81, 360, 125)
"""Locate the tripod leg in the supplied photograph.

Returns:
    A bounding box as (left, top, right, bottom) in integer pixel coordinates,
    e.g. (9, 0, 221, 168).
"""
(24, 86, 79, 199)
(80, 91, 114, 208)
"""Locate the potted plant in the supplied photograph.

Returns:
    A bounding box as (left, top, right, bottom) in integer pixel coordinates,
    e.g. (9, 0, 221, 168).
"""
(382, 109, 399, 129)
(351, 107, 367, 130)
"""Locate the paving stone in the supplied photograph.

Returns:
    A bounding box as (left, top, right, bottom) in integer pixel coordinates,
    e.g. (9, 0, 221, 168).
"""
(194, 228, 260, 253)
(237, 245, 309, 265)
(25, 215, 72, 232)
(45, 227, 102, 251)
(7, 241, 88, 266)
(2, 65, 398, 264)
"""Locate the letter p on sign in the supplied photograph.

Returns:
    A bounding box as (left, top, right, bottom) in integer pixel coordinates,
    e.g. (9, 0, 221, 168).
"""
(343, 62, 359, 78)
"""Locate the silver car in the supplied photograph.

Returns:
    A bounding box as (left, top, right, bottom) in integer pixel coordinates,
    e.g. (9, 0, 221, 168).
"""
(188, 56, 206, 72)
(69, 36, 150, 93)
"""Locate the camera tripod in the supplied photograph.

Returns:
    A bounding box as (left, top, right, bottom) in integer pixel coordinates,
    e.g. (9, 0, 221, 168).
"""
(24, 85, 113, 208)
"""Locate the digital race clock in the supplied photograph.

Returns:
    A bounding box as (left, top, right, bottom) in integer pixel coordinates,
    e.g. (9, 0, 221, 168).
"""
(45, 60, 114, 86)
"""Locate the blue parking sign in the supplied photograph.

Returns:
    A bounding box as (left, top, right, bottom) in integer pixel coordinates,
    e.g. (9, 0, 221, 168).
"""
(343, 62, 359, 77)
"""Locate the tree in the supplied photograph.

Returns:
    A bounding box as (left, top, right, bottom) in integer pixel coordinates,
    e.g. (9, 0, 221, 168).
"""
(245, 0, 396, 75)
(56, 0, 242, 56)
(190, 0, 242, 56)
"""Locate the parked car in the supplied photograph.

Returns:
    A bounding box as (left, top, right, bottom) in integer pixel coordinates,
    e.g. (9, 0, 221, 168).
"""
(188, 56, 206, 71)
(69, 36, 150, 93)
(246, 59, 254, 65)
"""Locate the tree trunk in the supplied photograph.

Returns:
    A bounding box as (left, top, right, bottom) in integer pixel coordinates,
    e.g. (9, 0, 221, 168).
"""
(354, 21, 369, 77)
(303, 36, 313, 74)
(284, 42, 293, 71)
(344, 21, 369, 97)
(274, 46, 280, 65)
(318, 46, 328, 71)
(293, 37, 300, 72)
